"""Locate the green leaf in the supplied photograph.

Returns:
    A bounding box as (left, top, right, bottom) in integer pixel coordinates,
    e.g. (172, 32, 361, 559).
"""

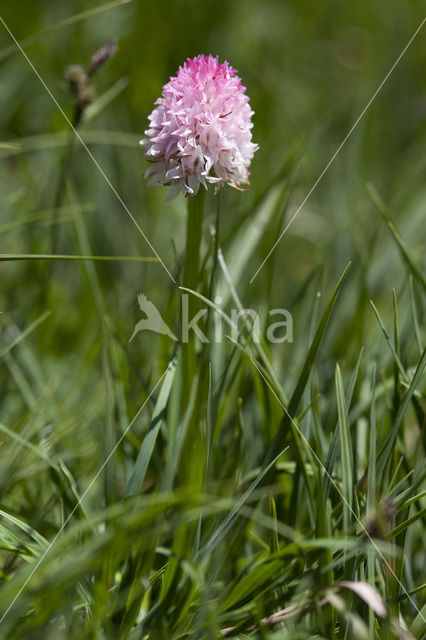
(0, 254, 157, 262)
(266, 262, 351, 463)
(335, 364, 354, 534)
(370, 300, 408, 382)
(324, 348, 364, 501)
(125, 360, 176, 497)
(219, 558, 283, 611)
(377, 346, 426, 477)
(367, 183, 426, 292)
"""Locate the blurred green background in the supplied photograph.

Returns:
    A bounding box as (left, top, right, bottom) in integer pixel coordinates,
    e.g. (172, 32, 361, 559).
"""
(1, 0, 425, 490)
(0, 1, 425, 633)
(1, 0, 425, 410)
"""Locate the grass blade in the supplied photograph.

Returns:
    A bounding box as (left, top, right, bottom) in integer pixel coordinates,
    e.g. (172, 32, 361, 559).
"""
(377, 346, 426, 477)
(335, 364, 355, 537)
(266, 262, 351, 463)
(125, 360, 176, 497)
(0, 254, 157, 262)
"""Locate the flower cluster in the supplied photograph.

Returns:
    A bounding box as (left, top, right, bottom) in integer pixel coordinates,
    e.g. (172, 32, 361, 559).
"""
(142, 54, 258, 198)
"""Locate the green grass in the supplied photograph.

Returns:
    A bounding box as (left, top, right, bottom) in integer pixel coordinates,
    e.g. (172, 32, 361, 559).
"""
(0, 0, 425, 638)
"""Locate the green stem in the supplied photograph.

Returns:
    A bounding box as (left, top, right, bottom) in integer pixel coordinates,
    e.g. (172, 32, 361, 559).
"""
(181, 189, 205, 482)
(182, 190, 205, 295)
